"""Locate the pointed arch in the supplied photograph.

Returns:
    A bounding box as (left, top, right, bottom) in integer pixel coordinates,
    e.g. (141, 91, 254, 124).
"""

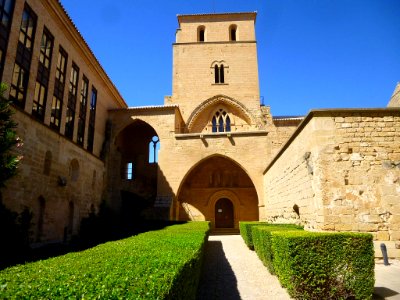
(186, 94, 256, 132)
(176, 154, 259, 228)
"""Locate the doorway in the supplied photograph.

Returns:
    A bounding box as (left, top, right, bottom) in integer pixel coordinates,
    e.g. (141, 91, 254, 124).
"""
(215, 198, 234, 228)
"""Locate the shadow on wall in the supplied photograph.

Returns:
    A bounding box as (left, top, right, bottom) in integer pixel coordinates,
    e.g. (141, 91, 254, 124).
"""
(197, 240, 240, 299)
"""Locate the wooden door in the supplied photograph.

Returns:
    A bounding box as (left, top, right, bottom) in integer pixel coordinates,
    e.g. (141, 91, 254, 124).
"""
(215, 198, 234, 228)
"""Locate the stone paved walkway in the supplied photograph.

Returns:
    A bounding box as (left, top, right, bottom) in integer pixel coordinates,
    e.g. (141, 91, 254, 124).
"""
(197, 234, 400, 300)
(197, 235, 291, 300)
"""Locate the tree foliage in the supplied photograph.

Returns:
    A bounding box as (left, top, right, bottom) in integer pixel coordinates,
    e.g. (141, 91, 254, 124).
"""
(0, 83, 20, 187)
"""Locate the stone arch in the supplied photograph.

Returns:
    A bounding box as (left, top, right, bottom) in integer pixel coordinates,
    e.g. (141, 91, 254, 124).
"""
(187, 95, 257, 133)
(176, 154, 259, 229)
(111, 119, 159, 215)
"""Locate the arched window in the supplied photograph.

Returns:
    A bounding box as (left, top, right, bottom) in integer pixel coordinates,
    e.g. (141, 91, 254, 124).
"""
(198, 26, 205, 42)
(230, 25, 237, 41)
(149, 136, 160, 163)
(214, 64, 225, 84)
(220, 65, 225, 83)
(211, 109, 231, 133)
(43, 150, 52, 175)
(214, 65, 219, 83)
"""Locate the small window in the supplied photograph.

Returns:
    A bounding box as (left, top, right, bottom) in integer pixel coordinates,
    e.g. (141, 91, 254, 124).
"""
(125, 162, 133, 180)
(198, 26, 205, 42)
(230, 25, 237, 41)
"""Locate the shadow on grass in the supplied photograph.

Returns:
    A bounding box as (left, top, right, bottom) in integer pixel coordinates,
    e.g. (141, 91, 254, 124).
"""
(0, 220, 186, 271)
(197, 240, 240, 300)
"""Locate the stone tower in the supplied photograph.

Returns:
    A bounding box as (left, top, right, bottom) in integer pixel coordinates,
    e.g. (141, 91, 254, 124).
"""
(167, 12, 261, 121)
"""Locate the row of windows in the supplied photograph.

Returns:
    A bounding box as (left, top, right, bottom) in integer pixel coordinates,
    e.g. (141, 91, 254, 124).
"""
(3, 2, 98, 152)
(198, 24, 237, 42)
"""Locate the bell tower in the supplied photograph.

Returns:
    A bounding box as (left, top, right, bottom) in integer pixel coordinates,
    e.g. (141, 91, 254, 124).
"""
(168, 12, 261, 121)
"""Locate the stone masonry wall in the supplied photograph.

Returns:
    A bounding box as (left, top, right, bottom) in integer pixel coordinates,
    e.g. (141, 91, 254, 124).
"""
(322, 111, 400, 257)
(264, 109, 400, 258)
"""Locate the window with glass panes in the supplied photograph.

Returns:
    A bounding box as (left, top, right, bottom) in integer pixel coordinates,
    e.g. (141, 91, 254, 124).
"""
(50, 47, 68, 130)
(32, 27, 53, 121)
(77, 75, 88, 146)
(0, 0, 15, 81)
(65, 63, 79, 139)
(9, 4, 37, 107)
(87, 87, 97, 152)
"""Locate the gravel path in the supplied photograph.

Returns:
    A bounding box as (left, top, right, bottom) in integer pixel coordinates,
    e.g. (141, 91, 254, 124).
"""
(196, 234, 291, 300)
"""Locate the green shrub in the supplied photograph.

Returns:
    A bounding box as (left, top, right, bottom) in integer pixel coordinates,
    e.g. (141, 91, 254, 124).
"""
(252, 225, 303, 274)
(0, 221, 210, 299)
(271, 231, 374, 300)
(239, 221, 268, 249)
(239, 221, 302, 250)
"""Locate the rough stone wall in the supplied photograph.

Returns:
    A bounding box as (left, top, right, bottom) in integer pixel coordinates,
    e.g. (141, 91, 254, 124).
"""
(322, 111, 400, 257)
(264, 109, 400, 257)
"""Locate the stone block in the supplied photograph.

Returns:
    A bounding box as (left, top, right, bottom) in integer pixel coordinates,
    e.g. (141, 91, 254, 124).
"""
(358, 223, 379, 232)
(377, 231, 390, 241)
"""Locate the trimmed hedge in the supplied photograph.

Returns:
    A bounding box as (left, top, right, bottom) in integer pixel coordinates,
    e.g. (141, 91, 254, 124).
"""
(0, 221, 210, 299)
(252, 225, 303, 274)
(239, 221, 302, 250)
(271, 231, 374, 300)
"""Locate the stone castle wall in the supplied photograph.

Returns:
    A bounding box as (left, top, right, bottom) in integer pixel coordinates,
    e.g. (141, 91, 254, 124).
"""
(264, 109, 400, 257)
(2, 111, 106, 243)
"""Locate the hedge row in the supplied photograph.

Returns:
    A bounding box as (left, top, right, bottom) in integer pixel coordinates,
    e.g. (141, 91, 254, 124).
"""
(0, 221, 210, 299)
(252, 225, 303, 274)
(239, 221, 302, 250)
(273, 231, 374, 299)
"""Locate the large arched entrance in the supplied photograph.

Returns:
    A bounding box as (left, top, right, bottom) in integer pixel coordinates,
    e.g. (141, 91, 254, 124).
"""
(177, 155, 259, 230)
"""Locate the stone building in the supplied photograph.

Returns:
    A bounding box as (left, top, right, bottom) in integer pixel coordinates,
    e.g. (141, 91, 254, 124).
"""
(1, 0, 399, 257)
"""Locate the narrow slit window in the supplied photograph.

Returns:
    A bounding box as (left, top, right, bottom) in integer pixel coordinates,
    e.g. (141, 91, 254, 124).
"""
(230, 25, 237, 41)
(198, 26, 205, 42)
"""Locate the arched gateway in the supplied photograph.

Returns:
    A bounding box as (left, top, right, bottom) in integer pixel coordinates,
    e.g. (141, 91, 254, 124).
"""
(176, 155, 259, 230)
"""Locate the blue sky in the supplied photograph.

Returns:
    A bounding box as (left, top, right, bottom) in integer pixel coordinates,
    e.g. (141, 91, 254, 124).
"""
(60, 0, 400, 116)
